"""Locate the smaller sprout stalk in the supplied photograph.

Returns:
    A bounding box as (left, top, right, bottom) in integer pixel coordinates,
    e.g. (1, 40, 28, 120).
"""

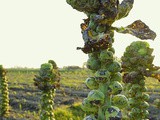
(0, 65, 9, 117)
(121, 41, 157, 119)
(34, 60, 60, 120)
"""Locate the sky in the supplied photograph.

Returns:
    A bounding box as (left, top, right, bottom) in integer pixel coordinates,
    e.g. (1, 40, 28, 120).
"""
(0, 0, 160, 68)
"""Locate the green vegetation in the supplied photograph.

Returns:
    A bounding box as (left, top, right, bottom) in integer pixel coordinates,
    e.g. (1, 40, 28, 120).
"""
(54, 103, 85, 120)
(0, 65, 9, 117)
(0, 68, 159, 119)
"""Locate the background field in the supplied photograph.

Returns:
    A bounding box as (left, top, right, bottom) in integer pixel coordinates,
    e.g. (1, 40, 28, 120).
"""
(0, 67, 160, 120)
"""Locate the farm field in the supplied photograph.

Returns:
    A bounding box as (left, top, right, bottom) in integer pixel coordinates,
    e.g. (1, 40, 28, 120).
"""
(0, 67, 160, 120)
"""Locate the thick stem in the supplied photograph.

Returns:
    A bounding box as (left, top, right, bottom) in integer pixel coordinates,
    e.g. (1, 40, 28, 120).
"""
(40, 90, 55, 120)
(129, 80, 149, 119)
(98, 107, 105, 120)
(97, 83, 111, 120)
(98, 83, 111, 108)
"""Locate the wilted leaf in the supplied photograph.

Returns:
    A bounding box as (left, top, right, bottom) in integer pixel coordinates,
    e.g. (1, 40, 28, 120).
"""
(77, 35, 112, 54)
(114, 20, 156, 40)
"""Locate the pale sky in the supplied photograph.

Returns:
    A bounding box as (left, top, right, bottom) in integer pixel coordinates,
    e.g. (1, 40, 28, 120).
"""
(0, 0, 160, 68)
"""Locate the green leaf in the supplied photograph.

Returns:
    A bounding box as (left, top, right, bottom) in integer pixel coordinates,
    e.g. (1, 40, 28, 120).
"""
(114, 20, 156, 40)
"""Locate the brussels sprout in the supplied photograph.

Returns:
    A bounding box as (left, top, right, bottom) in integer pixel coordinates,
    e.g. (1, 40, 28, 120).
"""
(140, 101, 149, 109)
(83, 114, 97, 120)
(130, 41, 150, 50)
(144, 55, 155, 65)
(108, 47, 115, 54)
(91, 30, 99, 37)
(124, 83, 132, 91)
(110, 72, 122, 82)
(81, 98, 98, 112)
(130, 84, 141, 91)
(133, 108, 142, 114)
(122, 41, 155, 71)
(90, 13, 97, 20)
(130, 108, 141, 116)
(128, 98, 138, 107)
(127, 89, 134, 97)
(128, 112, 135, 119)
(88, 52, 100, 58)
(100, 50, 114, 63)
(105, 61, 121, 73)
(141, 86, 148, 92)
(135, 91, 143, 99)
(141, 110, 149, 118)
(139, 80, 145, 86)
(96, 25, 106, 33)
(138, 48, 147, 56)
(89, 20, 97, 30)
(40, 63, 53, 78)
(85, 77, 99, 89)
(87, 90, 105, 105)
(129, 57, 138, 64)
(108, 81, 123, 95)
(142, 93, 150, 101)
(41, 63, 53, 71)
(121, 61, 131, 71)
(105, 106, 122, 120)
(95, 69, 111, 82)
(111, 94, 128, 109)
(87, 57, 101, 71)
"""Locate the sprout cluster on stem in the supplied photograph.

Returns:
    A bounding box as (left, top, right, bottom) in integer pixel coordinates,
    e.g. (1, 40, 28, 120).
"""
(0, 65, 9, 118)
(82, 46, 128, 120)
(121, 41, 159, 119)
(66, 0, 136, 119)
(34, 60, 60, 120)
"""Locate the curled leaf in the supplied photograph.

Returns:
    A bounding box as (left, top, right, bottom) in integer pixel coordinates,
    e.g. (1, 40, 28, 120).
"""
(114, 20, 156, 40)
(77, 36, 112, 54)
(117, 0, 134, 20)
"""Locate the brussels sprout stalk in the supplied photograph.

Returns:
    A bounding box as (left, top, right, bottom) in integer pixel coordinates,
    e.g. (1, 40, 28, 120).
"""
(121, 41, 158, 119)
(0, 65, 9, 118)
(34, 60, 60, 120)
(66, 0, 133, 119)
(66, 0, 156, 119)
